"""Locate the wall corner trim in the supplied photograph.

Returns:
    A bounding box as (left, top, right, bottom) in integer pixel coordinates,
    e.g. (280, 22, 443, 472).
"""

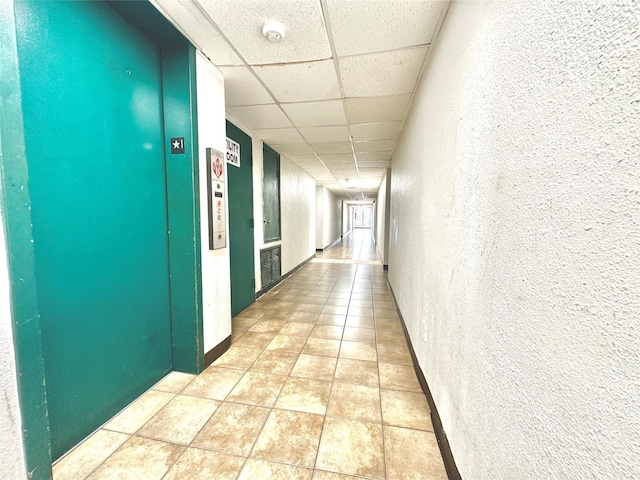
(387, 282, 463, 480)
(204, 335, 231, 367)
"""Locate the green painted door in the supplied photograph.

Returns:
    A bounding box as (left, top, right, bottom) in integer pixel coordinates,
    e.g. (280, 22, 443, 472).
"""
(263, 144, 281, 242)
(16, 1, 172, 459)
(226, 122, 255, 316)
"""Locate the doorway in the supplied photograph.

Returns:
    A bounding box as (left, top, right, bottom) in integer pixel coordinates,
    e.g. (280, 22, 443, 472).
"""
(353, 205, 373, 228)
(226, 121, 256, 316)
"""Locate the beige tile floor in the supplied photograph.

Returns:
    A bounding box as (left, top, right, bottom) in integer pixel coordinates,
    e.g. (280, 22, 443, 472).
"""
(53, 229, 447, 480)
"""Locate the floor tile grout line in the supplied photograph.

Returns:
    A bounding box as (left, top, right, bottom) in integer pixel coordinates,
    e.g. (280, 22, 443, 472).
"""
(68, 230, 438, 479)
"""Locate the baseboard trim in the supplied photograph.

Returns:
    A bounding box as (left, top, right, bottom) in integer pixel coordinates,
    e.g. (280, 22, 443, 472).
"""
(256, 253, 316, 298)
(204, 335, 231, 367)
(316, 236, 342, 252)
(387, 282, 463, 480)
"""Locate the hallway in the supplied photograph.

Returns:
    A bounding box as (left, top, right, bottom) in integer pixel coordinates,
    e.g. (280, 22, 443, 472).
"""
(51, 229, 447, 479)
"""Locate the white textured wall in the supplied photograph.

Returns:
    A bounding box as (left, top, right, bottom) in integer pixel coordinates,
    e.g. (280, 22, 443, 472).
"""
(280, 156, 316, 273)
(0, 204, 27, 480)
(196, 52, 232, 352)
(325, 188, 340, 248)
(316, 186, 324, 249)
(342, 202, 351, 236)
(389, 1, 640, 479)
(250, 134, 266, 291)
(375, 169, 391, 266)
(317, 187, 341, 249)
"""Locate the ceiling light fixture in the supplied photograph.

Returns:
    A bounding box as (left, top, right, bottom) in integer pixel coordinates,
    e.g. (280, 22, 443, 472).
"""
(262, 22, 285, 43)
(345, 178, 357, 189)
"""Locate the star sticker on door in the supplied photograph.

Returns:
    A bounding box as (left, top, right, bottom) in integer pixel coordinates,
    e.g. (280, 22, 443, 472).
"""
(170, 137, 185, 154)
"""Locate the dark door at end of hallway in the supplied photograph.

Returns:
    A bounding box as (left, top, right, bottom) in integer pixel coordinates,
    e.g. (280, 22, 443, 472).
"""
(16, 1, 172, 460)
(226, 121, 255, 316)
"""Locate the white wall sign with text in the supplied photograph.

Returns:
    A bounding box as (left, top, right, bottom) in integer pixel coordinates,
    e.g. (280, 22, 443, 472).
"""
(226, 137, 240, 167)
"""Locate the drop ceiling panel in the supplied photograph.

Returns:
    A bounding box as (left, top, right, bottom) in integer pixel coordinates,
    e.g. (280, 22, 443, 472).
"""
(312, 142, 352, 154)
(226, 105, 292, 130)
(354, 139, 396, 153)
(314, 178, 337, 184)
(345, 95, 412, 124)
(329, 166, 357, 175)
(340, 47, 427, 97)
(359, 167, 387, 176)
(300, 164, 329, 171)
(359, 161, 391, 169)
(317, 154, 354, 163)
(356, 151, 393, 162)
(284, 154, 319, 164)
(151, 0, 243, 66)
(350, 122, 402, 141)
(300, 126, 350, 144)
(198, 0, 331, 65)
(151, 0, 453, 200)
(281, 100, 346, 127)
(254, 60, 340, 103)
(308, 169, 329, 176)
(328, 173, 356, 182)
(269, 143, 315, 155)
(219, 66, 273, 106)
(325, 0, 445, 56)
(253, 128, 306, 144)
(302, 171, 330, 179)
(320, 155, 355, 167)
(328, 162, 357, 170)
(361, 180, 383, 188)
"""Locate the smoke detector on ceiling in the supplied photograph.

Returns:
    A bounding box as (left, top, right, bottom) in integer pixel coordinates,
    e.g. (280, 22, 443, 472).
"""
(262, 22, 285, 43)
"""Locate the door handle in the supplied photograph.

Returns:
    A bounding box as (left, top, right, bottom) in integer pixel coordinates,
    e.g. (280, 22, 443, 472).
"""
(264, 218, 270, 224)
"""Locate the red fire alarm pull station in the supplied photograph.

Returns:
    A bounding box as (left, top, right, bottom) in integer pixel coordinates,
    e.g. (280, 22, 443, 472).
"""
(207, 148, 226, 250)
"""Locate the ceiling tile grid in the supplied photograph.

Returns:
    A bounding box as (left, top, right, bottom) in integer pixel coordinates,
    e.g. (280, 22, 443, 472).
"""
(345, 95, 413, 124)
(226, 105, 292, 130)
(350, 122, 403, 141)
(252, 128, 306, 145)
(150, 0, 243, 66)
(198, 0, 332, 65)
(253, 60, 342, 103)
(218, 66, 273, 106)
(339, 46, 429, 97)
(281, 100, 346, 127)
(153, 0, 451, 199)
(354, 139, 396, 153)
(299, 126, 350, 144)
(268, 144, 315, 155)
(325, 0, 446, 56)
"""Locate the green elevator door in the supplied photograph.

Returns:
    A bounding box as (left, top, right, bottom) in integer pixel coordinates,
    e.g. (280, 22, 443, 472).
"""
(227, 121, 255, 316)
(16, 1, 172, 459)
